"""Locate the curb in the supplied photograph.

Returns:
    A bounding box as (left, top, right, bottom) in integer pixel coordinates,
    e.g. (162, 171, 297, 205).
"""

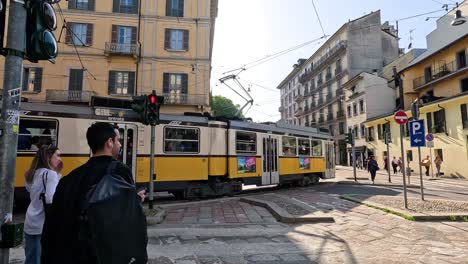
(240, 197, 334, 224)
(146, 207, 167, 225)
(337, 180, 421, 189)
(340, 195, 468, 222)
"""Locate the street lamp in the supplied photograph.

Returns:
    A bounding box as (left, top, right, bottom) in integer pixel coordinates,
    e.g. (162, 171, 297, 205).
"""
(451, 3, 466, 26)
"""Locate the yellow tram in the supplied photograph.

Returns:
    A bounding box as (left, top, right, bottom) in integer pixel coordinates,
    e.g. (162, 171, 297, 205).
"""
(13, 102, 335, 201)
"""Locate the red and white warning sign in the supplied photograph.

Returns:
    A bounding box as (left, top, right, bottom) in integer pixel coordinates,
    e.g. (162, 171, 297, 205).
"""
(394, 110, 408, 125)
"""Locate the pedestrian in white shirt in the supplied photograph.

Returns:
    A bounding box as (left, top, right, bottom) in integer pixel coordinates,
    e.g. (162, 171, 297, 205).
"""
(24, 145, 62, 264)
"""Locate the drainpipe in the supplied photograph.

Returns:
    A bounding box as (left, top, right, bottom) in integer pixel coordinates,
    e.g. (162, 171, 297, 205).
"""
(437, 104, 448, 136)
(135, 0, 143, 95)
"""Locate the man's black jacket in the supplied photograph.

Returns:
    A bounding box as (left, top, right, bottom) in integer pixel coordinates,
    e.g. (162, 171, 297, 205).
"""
(41, 156, 147, 264)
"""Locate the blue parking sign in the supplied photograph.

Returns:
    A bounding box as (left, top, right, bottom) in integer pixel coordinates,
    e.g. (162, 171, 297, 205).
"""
(409, 120, 426, 147)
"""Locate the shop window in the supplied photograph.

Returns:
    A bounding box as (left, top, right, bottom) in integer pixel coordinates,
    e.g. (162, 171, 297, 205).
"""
(236, 132, 257, 154)
(164, 127, 199, 153)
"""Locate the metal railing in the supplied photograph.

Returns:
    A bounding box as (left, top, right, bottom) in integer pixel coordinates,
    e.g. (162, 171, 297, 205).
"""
(163, 93, 209, 106)
(105, 42, 139, 56)
(294, 94, 304, 102)
(46, 90, 96, 103)
(412, 60, 461, 89)
(336, 110, 345, 118)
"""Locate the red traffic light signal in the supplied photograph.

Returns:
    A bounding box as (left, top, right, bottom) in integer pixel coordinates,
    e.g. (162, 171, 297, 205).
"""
(148, 94, 157, 105)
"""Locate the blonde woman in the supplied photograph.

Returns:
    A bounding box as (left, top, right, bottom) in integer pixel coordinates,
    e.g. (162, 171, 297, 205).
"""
(24, 145, 62, 264)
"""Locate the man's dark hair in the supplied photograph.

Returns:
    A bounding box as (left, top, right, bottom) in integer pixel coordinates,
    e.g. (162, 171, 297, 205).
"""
(86, 122, 118, 154)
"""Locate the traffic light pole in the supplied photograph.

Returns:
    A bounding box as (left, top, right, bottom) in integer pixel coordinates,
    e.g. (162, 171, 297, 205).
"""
(399, 124, 408, 209)
(417, 146, 425, 200)
(0, 1, 27, 263)
(352, 144, 357, 182)
(149, 124, 156, 209)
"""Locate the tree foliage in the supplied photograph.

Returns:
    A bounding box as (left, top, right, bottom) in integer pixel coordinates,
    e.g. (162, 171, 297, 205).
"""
(211, 95, 244, 119)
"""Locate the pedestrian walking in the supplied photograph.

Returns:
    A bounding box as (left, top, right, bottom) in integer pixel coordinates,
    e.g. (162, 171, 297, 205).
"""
(41, 122, 148, 264)
(421, 155, 431, 176)
(391, 156, 398, 174)
(383, 155, 388, 172)
(24, 145, 62, 264)
(434, 156, 443, 177)
(368, 156, 379, 184)
(397, 157, 403, 173)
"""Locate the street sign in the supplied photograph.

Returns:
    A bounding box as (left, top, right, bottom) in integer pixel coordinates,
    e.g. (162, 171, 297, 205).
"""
(426, 133, 434, 142)
(409, 120, 426, 147)
(394, 110, 408, 125)
(426, 141, 434, 148)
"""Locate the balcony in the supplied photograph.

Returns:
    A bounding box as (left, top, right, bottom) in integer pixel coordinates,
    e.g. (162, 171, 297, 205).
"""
(294, 107, 304, 117)
(299, 71, 314, 84)
(105, 42, 139, 57)
(46, 90, 96, 103)
(318, 116, 325, 124)
(294, 94, 304, 102)
(327, 113, 334, 121)
(163, 93, 209, 106)
(310, 41, 348, 75)
(336, 110, 345, 119)
(413, 60, 467, 90)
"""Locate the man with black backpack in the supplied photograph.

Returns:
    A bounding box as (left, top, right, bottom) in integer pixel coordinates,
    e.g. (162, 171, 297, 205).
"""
(41, 122, 148, 264)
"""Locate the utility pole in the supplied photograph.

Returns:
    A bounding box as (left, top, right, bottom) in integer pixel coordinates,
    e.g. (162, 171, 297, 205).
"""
(0, 0, 27, 262)
(149, 124, 156, 209)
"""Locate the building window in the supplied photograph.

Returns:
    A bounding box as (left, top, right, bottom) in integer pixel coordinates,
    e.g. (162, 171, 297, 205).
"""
(406, 150, 413, 162)
(339, 122, 345, 135)
(166, 0, 184, 17)
(462, 78, 468, 93)
(361, 124, 366, 138)
(329, 125, 334, 136)
(18, 119, 58, 151)
(236, 132, 256, 154)
(426, 112, 433, 133)
(367, 126, 375, 141)
(110, 25, 137, 53)
(113, 0, 138, 14)
(461, 104, 468, 130)
(68, 0, 94, 11)
(69, 69, 84, 92)
(347, 105, 352, 117)
(282, 136, 297, 156)
(22, 67, 42, 93)
(424, 66, 432, 83)
(108, 71, 135, 95)
(298, 138, 311, 156)
(165, 29, 189, 51)
(433, 109, 446, 133)
(457, 49, 467, 69)
(164, 127, 199, 153)
(66, 23, 93, 46)
(359, 100, 364, 113)
(163, 73, 188, 103)
(353, 125, 358, 138)
(353, 103, 358, 116)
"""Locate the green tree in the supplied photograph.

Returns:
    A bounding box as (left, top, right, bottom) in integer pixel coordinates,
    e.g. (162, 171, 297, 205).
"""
(211, 95, 244, 118)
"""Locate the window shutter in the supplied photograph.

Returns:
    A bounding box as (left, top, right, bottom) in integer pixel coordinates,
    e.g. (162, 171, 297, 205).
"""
(68, 0, 76, 9)
(65, 22, 73, 44)
(164, 29, 171, 49)
(163, 73, 169, 93)
(131, 26, 137, 44)
(88, 0, 95, 11)
(108, 71, 116, 94)
(426, 113, 433, 131)
(166, 0, 172, 16)
(127, 72, 135, 95)
(34, 68, 43, 92)
(86, 24, 93, 46)
(181, 74, 188, 94)
(178, 0, 184, 17)
(113, 0, 120, 12)
(183, 30, 189, 50)
(111, 25, 118, 43)
(69, 69, 83, 91)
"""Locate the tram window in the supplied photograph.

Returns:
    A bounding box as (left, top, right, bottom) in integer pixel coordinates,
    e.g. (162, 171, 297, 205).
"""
(18, 119, 58, 151)
(236, 132, 256, 154)
(311, 140, 323, 157)
(164, 127, 199, 153)
(298, 138, 311, 156)
(282, 136, 297, 156)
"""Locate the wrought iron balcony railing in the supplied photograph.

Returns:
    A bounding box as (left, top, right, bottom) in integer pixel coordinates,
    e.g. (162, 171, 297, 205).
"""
(163, 93, 209, 106)
(46, 90, 96, 103)
(105, 42, 139, 56)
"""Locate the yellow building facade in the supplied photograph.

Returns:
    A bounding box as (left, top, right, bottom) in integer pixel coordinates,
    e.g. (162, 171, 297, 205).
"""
(0, 0, 218, 114)
(365, 6, 468, 177)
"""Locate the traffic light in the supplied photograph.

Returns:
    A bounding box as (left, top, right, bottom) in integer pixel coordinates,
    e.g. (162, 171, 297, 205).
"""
(345, 132, 354, 145)
(131, 95, 148, 125)
(146, 91, 164, 126)
(25, 0, 60, 62)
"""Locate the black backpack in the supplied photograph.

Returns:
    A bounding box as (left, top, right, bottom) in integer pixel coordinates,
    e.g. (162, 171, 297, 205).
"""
(79, 161, 148, 264)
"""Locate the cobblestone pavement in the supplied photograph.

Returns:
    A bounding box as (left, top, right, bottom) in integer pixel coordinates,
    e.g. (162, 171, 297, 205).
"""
(9, 181, 468, 263)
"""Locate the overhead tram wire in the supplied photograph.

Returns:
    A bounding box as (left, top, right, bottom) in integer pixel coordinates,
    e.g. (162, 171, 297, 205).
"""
(311, 0, 326, 36)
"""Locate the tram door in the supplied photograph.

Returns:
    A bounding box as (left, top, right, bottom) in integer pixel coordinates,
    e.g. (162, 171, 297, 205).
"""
(117, 124, 138, 181)
(324, 141, 335, 179)
(261, 135, 279, 185)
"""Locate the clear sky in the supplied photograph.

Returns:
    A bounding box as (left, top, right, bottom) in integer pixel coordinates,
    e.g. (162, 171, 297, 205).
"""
(210, 0, 456, 122)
